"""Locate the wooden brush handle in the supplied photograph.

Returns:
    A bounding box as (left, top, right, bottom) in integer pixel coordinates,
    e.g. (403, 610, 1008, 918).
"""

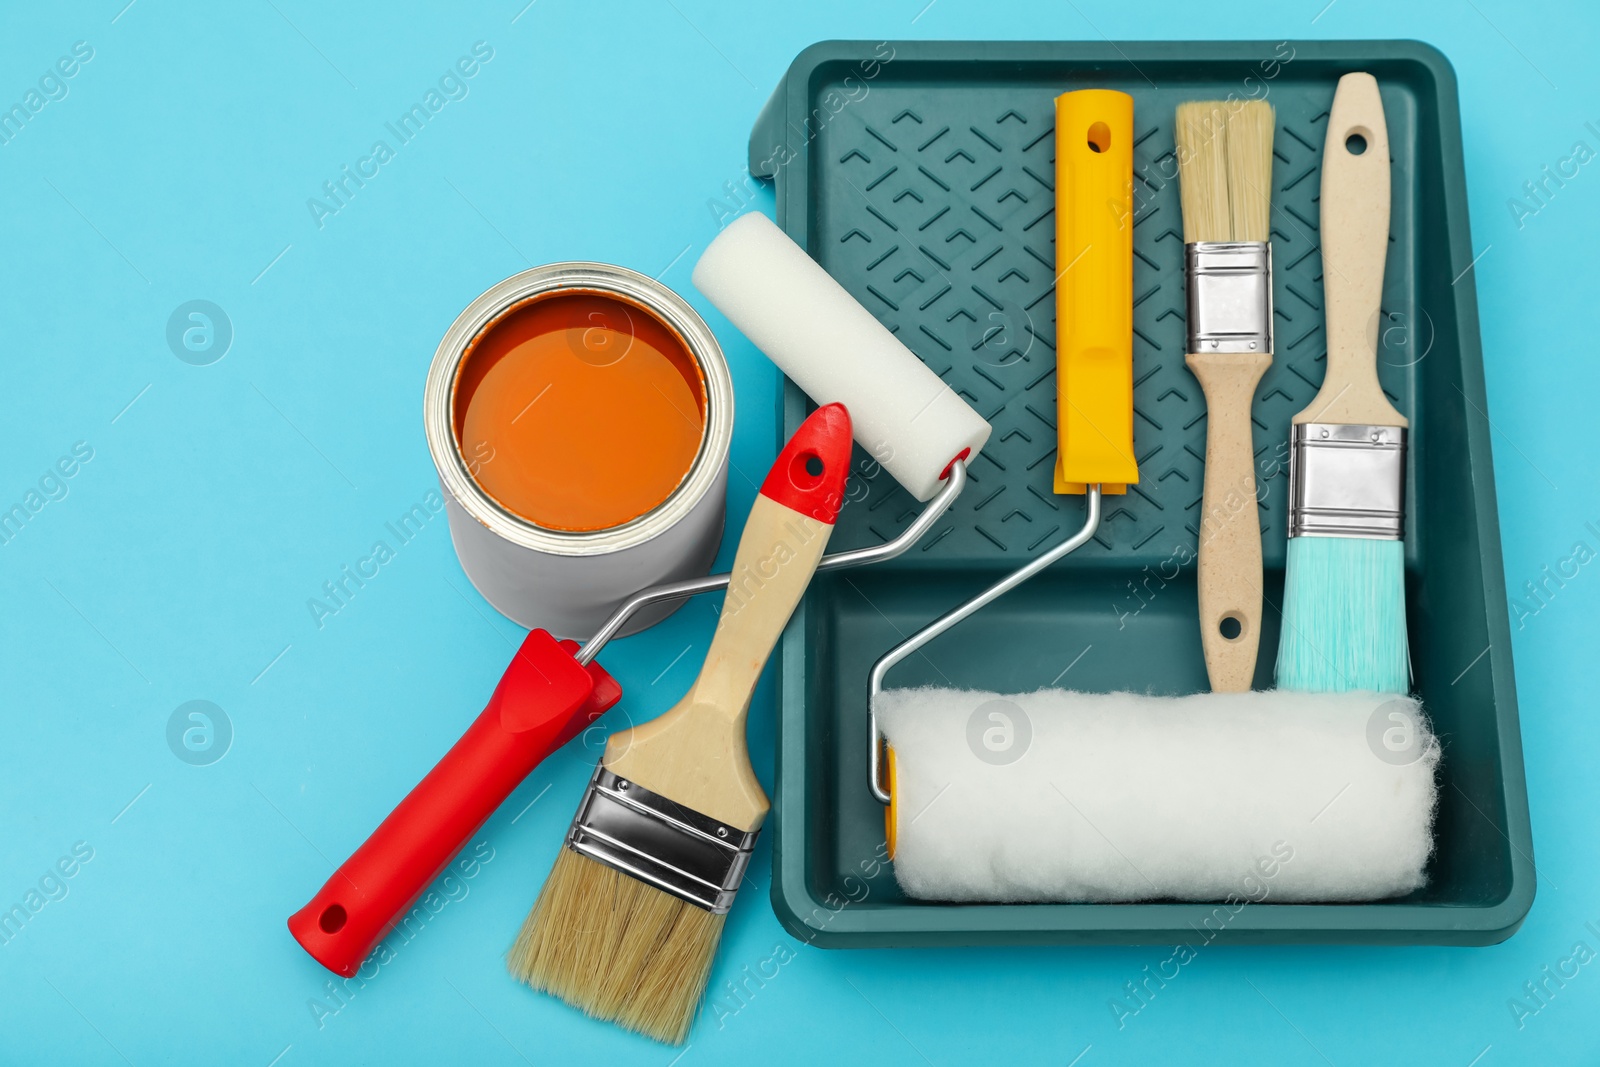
(605, 404, 853, 830)
(1186, 351, 1270, 691)
(690, 495, 830, 719)
(1297, 72, 1406, 428)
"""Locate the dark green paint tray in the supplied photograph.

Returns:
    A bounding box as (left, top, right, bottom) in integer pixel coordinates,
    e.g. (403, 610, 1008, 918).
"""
(756, 40, 1533, 946)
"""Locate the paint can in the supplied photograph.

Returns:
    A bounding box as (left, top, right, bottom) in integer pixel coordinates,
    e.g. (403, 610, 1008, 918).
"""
(425, 263, 733, 639)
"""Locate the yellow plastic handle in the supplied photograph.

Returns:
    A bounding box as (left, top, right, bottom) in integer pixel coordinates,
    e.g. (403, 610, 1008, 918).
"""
(1053, 89, 1138, 495)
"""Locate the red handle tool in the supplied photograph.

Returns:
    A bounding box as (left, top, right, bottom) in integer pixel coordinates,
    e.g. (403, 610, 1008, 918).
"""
(289, 629, 621, 977)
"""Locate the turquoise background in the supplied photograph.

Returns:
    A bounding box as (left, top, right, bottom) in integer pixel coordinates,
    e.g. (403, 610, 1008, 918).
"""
(0, 1, 1594, 1064)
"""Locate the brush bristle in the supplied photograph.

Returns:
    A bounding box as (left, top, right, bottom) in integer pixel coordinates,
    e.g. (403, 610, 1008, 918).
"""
(1276, 537, 1409, 693)
(1175, 99, 1275, 244)
(508, 848, 726, 1045)
(1175, 101, 1232, 244)
(1226, 100, 1275, 242)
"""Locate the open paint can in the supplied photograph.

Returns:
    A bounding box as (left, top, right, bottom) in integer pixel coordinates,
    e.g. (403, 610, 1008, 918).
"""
(425, 263, 733, 639)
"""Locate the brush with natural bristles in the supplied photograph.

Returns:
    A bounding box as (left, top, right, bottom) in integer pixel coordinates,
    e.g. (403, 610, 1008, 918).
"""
(1175, 98, 1276, 691)
(508, 403, 853, 1044)
(1276, 73, 1410, 693)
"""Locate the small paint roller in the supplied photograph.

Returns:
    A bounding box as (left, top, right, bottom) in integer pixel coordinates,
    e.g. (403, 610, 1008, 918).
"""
(867, 89, 1438, 904)
(693, 210, 992, 501)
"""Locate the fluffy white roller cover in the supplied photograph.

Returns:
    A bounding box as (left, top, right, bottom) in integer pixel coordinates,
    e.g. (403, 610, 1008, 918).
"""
(692, 212, 992, 501)
(877, 687, 1439, 904)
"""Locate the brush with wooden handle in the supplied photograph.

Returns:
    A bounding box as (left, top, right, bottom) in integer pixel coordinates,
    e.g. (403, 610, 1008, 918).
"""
(1175, 99, 1275, 691)
(1276, 73, 1410, 694)
(508, 402, 852, 1044)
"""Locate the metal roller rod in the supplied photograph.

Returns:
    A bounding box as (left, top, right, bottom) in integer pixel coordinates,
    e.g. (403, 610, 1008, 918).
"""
(573, 460, 969, 666)
(867, 485, 1103, 804)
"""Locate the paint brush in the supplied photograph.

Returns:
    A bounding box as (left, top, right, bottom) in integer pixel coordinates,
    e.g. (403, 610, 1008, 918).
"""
(1175, 97, 1275, 690)
(508, 402, 852, 1044)
(1276, 73, 1410, 693)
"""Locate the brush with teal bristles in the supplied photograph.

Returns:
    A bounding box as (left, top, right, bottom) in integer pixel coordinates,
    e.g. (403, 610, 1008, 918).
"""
(1276, 72, 1410, 694)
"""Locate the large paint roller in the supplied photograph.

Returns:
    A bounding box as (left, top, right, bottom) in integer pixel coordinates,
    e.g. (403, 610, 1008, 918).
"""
(878, 686, 1439, 903)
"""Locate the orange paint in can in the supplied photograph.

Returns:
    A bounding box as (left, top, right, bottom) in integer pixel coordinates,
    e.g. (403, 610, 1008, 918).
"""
(453, 291, 707, 532)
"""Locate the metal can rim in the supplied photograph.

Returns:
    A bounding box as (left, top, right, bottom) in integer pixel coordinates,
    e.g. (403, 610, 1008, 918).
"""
(424, 262, 733, 558)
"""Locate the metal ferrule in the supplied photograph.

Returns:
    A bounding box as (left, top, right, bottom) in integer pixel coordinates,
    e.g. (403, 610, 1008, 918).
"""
(1185, 241, 1273, 354)
(1287, 423, 1407, 540)
(564, 764, 758, 914)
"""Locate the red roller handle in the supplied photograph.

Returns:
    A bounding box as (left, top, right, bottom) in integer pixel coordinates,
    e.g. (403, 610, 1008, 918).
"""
(288, 629, 622, 977)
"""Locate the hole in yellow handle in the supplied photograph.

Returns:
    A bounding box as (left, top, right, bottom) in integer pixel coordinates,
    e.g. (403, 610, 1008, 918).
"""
(1087, 121, 1111, 153)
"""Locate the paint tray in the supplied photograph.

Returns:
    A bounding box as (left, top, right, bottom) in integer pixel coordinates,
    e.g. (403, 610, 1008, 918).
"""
(756, 40, 1533, 946)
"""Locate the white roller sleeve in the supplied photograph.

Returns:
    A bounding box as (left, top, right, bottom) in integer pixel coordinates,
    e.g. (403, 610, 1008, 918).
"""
(693, 212, 991, 501)
(877, 687, 1439, 903)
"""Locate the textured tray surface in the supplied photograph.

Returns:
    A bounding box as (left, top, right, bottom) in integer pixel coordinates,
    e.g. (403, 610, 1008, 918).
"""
(764, 40, 1532, 947)
(798, 62, 1415, 568)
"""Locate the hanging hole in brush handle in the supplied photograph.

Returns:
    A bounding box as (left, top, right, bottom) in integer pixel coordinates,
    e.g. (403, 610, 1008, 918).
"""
(791, 449, 825, 490)
(759, 405, 851, 523)
(1300, 72, 1406, 429)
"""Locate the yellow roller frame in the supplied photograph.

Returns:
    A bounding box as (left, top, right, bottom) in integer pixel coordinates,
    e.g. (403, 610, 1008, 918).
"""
(882, 91, 1138, 846)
